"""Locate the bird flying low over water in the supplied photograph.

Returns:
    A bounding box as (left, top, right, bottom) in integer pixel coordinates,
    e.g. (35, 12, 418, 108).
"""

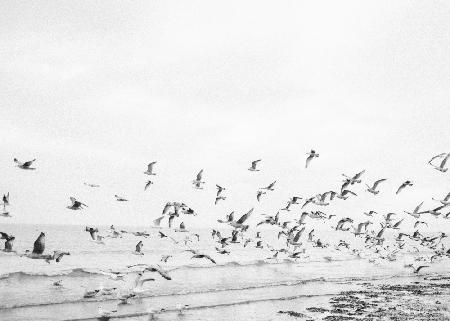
(67, 197, 88, 210)
(248, 159, 262, 171)
(144, 161, 157, 175)
(305, 150, 319, 168)
(85, 227, 99, 240)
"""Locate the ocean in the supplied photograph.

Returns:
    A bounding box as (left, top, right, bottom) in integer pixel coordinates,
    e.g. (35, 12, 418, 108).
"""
(0, 223, 449, 321)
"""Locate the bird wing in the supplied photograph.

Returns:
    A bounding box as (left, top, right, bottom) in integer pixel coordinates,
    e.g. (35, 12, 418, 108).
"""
(69, 197, 76, 205)
(373, 179, 387, 189)
(13, 158, 23, 166)
(305, 155, 313, 168)
(414, 201, 424, 213)
(153, 216, 164, 226)
(148, 162, 156, 171)
(228, 211, 235, 222)
(236, 208, 253, 224)
(22, 159, 36, 167)
(440, 153, 450, 168)
(353, 170, 365, 180)
(0, 232, 10, 239)
(443, 192, 450, 201)
(251, 159, 261, 168)
(196, 169, 203, 181)
(428, 153, 446, 164)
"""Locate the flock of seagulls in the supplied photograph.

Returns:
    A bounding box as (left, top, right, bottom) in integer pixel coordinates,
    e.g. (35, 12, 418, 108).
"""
(1, 151, 450, 319)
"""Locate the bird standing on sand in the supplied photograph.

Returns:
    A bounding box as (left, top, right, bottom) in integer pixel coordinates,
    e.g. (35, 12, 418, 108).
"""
(305, 150, 319, 168)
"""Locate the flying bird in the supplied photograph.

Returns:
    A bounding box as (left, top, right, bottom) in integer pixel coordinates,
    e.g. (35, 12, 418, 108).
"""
(248, 159, 262, 171)
(305, 150, 319, 168)
(14, 158, 36, 170)
(192, 169, 205, 189)
(144, 180, 154, 191)
(115, 195, 128, 201)
(144, 161, 157, 175)
(261, 181, 276, 191)
(396, 181, 413, 194)
(366, 179, 387, 195)
(67, 197, 88, 210)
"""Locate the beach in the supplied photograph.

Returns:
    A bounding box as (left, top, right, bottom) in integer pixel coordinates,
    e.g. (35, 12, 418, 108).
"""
(0, 224, 449, 321)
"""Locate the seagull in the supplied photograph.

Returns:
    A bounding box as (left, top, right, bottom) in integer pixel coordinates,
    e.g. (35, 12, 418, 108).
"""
(256, 190, 266, 202)
(404, 201, 424, 219)
(216, 184, 226, 196)
(396, 180, 413, 194)
(144, 180, 154, 191)
(364, 210, 378, 217)
(432, 192, 450, 206)
(336, 189, 357, 200)
(67, 197, 88, 210)
(248, 159, 262, 171)
(85, 227, 99, 240)
(98, 270, 126, 281)
(305, 150, 319, 168)
(428, 153, 446, 165)
(192, 169, 205, 189)
(144, 161, 157, 175)
(153, 216, 164, 228)
(366, 179, 387, 195)
(2, 192, 10, 207)
(115, 195, 128, 201)
(406, 264, 429, 274)
(215, 195, 226, 205)
(342, 170, 365, 185)
(52, 280, 63, 287)
(160, 255, 172, 263)
(414, 221, 428, 229)
(133, 272, 155, 290)
(229, 208, 253, 229)
(135, 241, 144, 255)
(191, 253, 216, 264)
(14, 158, 36, 170)
(430, 153, 449, 172)
(45, 251, 70, 263)
(218, 211, 234, 223)
(128, 264, 172, 280)
(261, 181, 276, 191)
(84, 182, 100, 188)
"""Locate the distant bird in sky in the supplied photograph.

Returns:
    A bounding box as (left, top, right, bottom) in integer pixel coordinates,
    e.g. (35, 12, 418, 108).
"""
(256, 190, 266, 202)
(84, 182, 100, 188)
(67, 197, 88, 210)
(366, 179, 387, 195)
(248, 159, 262, 171)
(144, 180, 154, 191)
(115, 195, 128, 201)
(342, 170, 365, 185)
(14, 158, 36, 170)
(215, 195, 226, 205)
(396, 180, 413, 195)
(261, 181, 276, 191)
(216, 184, 226, 196)
(404, 201, 423, 219)
(429, 153, 449, 172)
(432, 192, 450, 206)
(305, 150, 319, 168)
(192, 169, 205, 189)
(144, 161, 157, 175)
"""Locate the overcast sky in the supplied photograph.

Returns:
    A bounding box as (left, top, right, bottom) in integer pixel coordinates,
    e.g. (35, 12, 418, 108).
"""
(0, 1, 449, 229)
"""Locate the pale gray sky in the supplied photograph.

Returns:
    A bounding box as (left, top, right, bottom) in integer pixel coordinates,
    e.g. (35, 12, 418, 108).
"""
(0, 1, 449, 228)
